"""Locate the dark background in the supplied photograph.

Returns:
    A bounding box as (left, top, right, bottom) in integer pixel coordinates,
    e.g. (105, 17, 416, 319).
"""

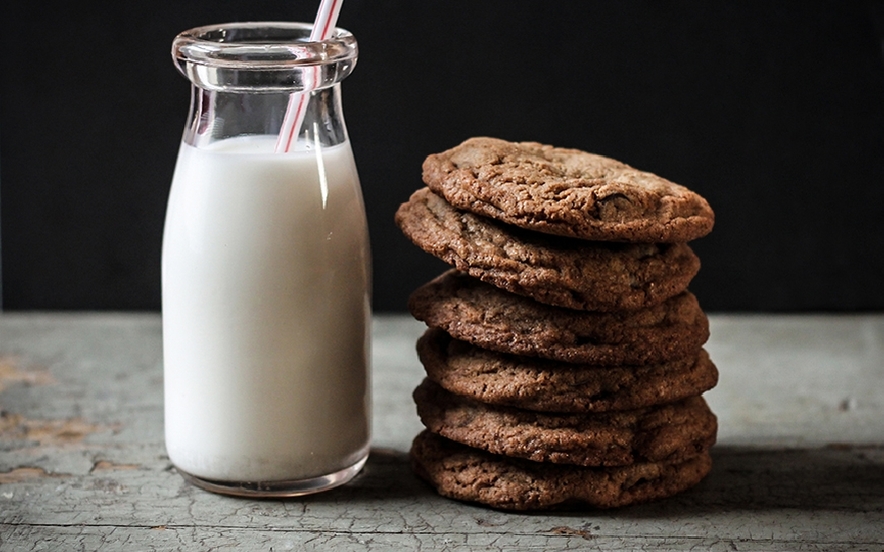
(2, 1, 883, 313)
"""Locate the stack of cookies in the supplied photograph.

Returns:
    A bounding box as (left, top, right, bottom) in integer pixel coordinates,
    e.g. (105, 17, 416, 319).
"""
(395, 137, 718, 511)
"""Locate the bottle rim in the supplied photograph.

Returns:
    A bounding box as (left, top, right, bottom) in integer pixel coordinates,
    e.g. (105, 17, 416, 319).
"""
(172, 21, 357, 73)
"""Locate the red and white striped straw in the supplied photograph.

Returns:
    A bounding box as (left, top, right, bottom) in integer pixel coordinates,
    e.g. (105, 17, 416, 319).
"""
(275, 0, 345, 153)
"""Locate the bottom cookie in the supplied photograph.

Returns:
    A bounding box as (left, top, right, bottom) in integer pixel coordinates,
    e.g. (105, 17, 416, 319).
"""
(410, 430, 712, 511)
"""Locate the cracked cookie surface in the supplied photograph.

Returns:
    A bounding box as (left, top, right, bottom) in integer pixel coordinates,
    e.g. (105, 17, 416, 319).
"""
(422, 137, 714, 243)
(410, 430, 713, 510)
(408, 271, 709, 365)
(395, 187, 700, 311)
(417, 328, 718, 412)
(413, 379, 717, 467)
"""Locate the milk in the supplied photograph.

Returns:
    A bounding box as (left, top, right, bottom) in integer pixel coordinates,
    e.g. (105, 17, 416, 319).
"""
(162, 136, 371, 484)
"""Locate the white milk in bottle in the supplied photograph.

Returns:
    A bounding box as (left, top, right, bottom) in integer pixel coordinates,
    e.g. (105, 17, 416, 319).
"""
(163, 135, 371, 488)
(165, 21, 370, 496)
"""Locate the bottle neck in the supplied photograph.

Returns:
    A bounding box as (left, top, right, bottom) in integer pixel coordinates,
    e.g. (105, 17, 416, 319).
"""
(182, 84, 349, 151)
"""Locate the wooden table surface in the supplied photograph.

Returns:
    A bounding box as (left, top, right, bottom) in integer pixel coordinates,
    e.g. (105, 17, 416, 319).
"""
(1, 313, 882, 551)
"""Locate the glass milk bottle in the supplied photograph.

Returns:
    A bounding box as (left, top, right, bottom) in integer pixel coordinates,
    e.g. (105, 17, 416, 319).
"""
(162, 22, 371, 497)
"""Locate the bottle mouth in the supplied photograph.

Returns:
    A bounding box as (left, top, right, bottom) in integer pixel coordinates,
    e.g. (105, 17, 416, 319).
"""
(172, 22, 358, 92)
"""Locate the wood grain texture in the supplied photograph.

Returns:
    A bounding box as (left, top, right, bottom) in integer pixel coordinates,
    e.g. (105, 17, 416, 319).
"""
(1, 313, 882, 550)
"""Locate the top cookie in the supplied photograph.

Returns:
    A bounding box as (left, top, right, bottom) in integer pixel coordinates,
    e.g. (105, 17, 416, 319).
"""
(422, 137, 714, 243)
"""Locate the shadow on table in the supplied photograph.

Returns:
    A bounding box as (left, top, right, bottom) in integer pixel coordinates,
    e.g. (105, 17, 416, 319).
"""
(299, 447, 431, 504)
(619, 444, 884, 517)
(300, 444, 884, 514)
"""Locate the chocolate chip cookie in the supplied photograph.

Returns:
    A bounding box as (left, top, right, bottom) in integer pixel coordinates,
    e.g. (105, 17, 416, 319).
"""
(422, 137, 714, 243)
(395, 187, 701, 311)
(417, 328, 718, 412)
(408, 270, 709, 365)
(410, 430, 712, 510)
(413, 379, 717, 466)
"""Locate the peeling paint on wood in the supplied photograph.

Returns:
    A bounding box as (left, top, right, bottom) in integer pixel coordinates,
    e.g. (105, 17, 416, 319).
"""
(0, 411, 117, 449)
(0, 466, 69, 484)
(90, 460, 141, 472)
(0, 356, 55, 392)
(0, 313, 882, 551)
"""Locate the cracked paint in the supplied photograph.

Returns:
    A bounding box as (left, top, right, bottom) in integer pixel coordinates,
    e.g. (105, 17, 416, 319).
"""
(550, 526, 595, 540)
(2, 314, 884, 549)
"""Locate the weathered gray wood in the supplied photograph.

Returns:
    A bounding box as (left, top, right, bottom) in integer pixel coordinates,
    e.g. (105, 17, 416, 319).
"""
(1, 313, 883, 551)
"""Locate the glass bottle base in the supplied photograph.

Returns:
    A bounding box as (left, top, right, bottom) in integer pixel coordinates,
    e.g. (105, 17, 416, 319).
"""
(175, 451, 369, 498)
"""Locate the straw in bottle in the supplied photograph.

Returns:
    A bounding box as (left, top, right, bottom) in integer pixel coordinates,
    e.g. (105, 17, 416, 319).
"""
(275, 0, 345, 153)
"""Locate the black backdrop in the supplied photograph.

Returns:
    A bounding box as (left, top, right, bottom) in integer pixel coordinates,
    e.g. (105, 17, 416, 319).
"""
(2, 1, 883, 312)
